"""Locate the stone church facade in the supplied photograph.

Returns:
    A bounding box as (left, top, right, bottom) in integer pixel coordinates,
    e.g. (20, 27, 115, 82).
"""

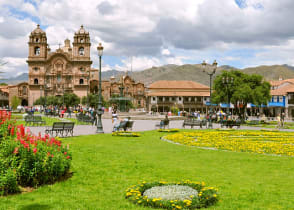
(27, 24, 92, 106)
(8, 25, 146, 108)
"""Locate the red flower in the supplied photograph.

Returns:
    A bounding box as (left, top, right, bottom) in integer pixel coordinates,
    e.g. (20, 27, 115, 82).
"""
(47, 152, 50, 156)
(13, 147, 19, 154)
(51, 154, 54, 158)
(33, 148, 37, 154)
(10, 127, 15, 136)
(64, 152, 67, 155)
(66, 156, 70, 159)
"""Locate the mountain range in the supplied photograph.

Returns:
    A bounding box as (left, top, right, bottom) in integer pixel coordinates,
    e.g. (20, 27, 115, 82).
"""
(2, 64, 294, 86)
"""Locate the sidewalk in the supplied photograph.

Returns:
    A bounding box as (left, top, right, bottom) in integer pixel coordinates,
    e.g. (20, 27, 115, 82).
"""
(27, 119, 294, 137)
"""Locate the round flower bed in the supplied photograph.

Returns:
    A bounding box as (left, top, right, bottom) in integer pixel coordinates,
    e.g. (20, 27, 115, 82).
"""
(112, 131, 141, 137)
(158, 128, 180, 133)
(125, 180, 218, 209)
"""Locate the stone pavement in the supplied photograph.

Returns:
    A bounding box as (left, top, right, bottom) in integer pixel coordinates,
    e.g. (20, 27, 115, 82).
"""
(27, 119, 294, 137)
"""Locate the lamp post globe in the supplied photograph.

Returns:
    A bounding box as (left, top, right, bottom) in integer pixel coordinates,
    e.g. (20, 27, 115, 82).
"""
(96, 43, 104, 133)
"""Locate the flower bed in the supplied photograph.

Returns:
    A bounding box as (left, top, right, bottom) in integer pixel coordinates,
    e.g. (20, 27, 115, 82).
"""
(0, 110, 72, 195)
(125, 180, 218, 209)
(112, 131, 141, 137)
(163, 130, 294, 156)
(158, 129, 180, 133)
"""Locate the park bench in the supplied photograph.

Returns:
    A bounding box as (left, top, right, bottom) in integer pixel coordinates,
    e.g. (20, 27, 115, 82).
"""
(221, 119, 241, 128)
(76, 113, 94, 124)
(117, 120, 134, 131)
(155, 120, 170, 129)
(24, 115, 46, 126)
(182, 118, 204, 128)
(45, 122, 75, 137)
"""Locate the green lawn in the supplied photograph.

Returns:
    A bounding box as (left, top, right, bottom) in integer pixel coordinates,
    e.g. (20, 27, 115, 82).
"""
(246, 121, 294, 129)
(0, 130, 294, 209)
(15, 117, 62, 126)
(66, 118, 93, 125)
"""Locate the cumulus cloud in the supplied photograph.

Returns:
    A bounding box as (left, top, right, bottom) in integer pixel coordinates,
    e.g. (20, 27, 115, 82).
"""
(1, 0, 294, 75)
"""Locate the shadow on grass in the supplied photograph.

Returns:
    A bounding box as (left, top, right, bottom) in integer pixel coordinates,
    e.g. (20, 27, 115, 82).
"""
(20, 204, 52, 210)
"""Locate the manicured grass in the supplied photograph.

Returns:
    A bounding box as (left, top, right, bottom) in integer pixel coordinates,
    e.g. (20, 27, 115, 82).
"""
(66, 118, 93, 125)
(1, 130, 294, 209)
(246, 121, 294, 129)
(15, 117, 62, 126)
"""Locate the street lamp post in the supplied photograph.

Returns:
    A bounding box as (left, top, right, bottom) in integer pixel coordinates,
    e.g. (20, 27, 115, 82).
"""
(222, 76, 234, 117)
(202, 60, 218, 129)
(96, 43, 104, 133)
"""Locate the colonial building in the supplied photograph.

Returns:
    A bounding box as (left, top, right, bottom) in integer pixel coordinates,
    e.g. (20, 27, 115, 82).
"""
(26, 24, 92, 106)
(99, 74, 145, 108)
(267, 78, 294, 118)
(7, 24, 146, 108)
(147, 80, 210, 112)
(0, 86, 9, 107)
(8, 83, 29, 106)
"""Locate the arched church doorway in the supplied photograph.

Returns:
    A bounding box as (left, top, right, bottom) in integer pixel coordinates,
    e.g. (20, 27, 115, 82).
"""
(21, 99, 28, 106)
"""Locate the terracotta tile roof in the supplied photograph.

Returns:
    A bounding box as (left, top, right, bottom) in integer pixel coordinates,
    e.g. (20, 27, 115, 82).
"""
(148, 91, 210, 97)
(271, 83, 294, 95)
(270, 78, 294, 86)
(0, 86, 9, 93)
(149, 80, 209, 89)
(270, 80, 286, 86)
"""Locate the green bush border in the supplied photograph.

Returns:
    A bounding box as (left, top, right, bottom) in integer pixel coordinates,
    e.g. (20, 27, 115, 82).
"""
(125, 180, 219, 209)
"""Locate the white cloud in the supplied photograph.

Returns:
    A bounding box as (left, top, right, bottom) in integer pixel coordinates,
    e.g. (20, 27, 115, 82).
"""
(1, 0, 294, 75)
(161, 49, 171, 56)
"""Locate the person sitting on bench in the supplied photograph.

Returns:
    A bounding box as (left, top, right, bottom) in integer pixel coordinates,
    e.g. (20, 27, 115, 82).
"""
(160, 115, 169, 129)
(113, 116, 131, 132)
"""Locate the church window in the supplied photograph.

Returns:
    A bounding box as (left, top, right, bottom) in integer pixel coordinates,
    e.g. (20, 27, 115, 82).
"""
(35, 38, 39, 43)
(34, 67, 39, 72)
(80, 38, 84, 43)
(79, 47, 84, 56)
(34, 47, 40, 55)
(23, 86, 27, 95)
(79, 79, 84, 84)
(80, 67, 84, 72)
(34, 78, 38, 85)
(57, 74, 61, 83)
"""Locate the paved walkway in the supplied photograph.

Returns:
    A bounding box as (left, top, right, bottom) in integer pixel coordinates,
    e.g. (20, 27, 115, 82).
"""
(27, 119, 294, 137)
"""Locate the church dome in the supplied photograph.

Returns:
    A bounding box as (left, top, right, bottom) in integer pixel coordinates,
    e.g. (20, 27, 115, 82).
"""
(31, 24, 46, 35)
(76, 25, 89, 34)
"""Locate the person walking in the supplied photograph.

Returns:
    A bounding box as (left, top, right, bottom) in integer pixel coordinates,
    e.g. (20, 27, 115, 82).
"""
(276, 114, 281, 129)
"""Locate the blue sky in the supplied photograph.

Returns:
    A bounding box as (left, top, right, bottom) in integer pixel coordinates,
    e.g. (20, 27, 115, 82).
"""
(0, 0, 294, 77)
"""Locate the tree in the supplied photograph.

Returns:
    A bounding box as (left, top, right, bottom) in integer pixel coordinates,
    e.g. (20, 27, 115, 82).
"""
(63, 93, 80, 107)
(0, 83, 7, 86)
(34, 93, 80, 107)
(11, 96, 21, 110)
(81, 94, 108, 108)
(212, 70, 271, 118)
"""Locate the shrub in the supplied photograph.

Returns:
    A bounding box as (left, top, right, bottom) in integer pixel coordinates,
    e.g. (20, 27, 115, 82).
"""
(0, 110, 72, 195)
